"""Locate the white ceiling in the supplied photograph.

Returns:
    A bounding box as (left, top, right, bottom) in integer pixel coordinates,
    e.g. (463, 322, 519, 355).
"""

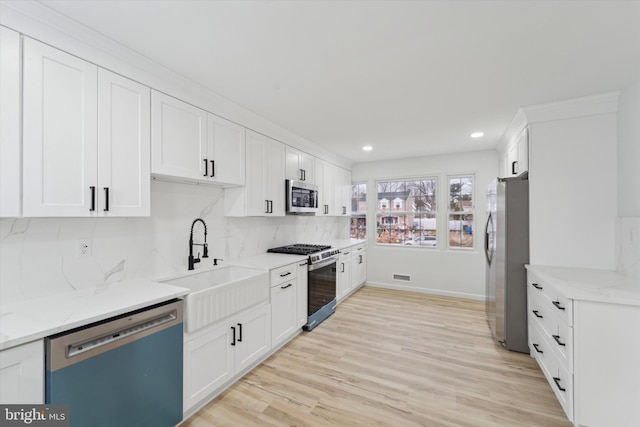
(37, 0, 640, 163)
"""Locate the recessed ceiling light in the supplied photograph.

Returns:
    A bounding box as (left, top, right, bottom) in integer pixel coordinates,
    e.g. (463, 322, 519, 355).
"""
(362, 145, 373, 151)
(470, 132, 484, 138)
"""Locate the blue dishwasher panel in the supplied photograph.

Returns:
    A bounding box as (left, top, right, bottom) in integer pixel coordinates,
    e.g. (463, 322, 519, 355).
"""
(46, 322, 183, 427)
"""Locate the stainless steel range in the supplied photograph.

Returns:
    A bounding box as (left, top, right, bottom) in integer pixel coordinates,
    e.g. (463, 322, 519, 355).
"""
(268, 244, 339, 331)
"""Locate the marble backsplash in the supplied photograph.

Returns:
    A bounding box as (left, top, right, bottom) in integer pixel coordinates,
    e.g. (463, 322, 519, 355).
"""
(0, 180, 349, 304)
(618, 216, 640, 281)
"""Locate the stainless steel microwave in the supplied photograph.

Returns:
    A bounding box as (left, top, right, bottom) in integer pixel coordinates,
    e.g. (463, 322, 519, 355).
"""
(286, 180, 318, 215)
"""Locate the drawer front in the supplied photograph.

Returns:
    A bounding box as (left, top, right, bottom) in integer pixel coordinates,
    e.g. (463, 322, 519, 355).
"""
(352, 244, 365, 254)
(339, 248, 351, 260)
(528, 318, 574, 422)
(528, 273, 573, 326)
(528, 289, 573, 373)
(270, 263, 297, 286)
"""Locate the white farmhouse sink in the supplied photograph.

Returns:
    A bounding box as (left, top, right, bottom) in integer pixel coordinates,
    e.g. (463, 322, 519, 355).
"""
(164, 266, 269, 332)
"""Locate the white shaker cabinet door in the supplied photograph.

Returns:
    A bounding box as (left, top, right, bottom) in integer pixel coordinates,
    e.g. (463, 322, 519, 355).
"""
(0, 340, 44, 404)
(265, 137, 285, 216)
(151, 90, 208, 181)
(97, 68, 150, 216)
(23, 37, 98, 217)
(208, 114, 245, 186)
(234, 304, 271, 374)
(0, 26, 21, 217)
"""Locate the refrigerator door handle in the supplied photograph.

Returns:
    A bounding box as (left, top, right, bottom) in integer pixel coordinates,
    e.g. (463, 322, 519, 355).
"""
(484, 212, 493, 266)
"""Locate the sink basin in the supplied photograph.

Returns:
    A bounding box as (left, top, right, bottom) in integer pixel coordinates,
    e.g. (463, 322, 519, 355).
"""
(166, 266, 266, 292)
(163, 266, 269, 332)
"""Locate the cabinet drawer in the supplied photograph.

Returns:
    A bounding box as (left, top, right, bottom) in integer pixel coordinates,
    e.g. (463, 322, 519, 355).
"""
(339, 247, 352, 260)
(352, 244, 365, 254)
(528, 291, 573, 373)
(528, 273, 573, 326)
(270, 263, 297, 286)
(528, 319, 574, 422)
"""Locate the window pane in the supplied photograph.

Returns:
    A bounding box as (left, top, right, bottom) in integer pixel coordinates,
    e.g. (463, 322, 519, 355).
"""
(449, 214, 474, 248)
(350, 215, 366, 239)
(351, 183, 366, 214)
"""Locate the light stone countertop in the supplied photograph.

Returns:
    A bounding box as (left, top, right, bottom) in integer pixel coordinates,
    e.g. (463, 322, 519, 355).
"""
(526, 265, 640, 306)
(0, 279, 189, 351)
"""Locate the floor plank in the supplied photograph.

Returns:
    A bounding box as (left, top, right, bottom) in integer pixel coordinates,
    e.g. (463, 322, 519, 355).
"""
(182, 286, 572, 427)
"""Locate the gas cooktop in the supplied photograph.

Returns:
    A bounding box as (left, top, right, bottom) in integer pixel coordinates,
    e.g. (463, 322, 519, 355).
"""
(267, 244, 331, 255)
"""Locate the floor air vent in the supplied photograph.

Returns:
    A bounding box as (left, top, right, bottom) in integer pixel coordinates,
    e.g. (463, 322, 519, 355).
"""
(393, 274, 411, 282)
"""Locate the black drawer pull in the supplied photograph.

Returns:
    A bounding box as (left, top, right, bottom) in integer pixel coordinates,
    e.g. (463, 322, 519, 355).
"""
(553, 377, 566, 392)
(532, 283, 543, 290)
(89, 186, 96, 211)
(532, 343, 543, 354)
(203, 159, 208, 177)
(237, 323, 242, 342)
(281, 283, 292, 289)
(103, 187, 109, 212)
(299, 262, 308, 267)
(552, 335, 566, 346)
(532, 310, 543, 319)
(280, 272, 292, 277)
(230, 326, 236, 346)
(552, 300, 566, 311)
(210, 160, 215, 177)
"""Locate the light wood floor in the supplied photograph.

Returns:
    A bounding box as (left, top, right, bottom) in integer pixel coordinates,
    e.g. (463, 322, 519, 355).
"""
(183, 286, 572, 427)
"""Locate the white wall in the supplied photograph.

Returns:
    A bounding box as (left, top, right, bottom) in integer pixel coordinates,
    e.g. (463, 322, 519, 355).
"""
(352, 150, 498, 300)
(617, 79, 640, 279)
(0, 181, 349, 304)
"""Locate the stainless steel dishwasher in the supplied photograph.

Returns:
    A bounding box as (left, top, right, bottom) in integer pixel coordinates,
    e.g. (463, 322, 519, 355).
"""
(45, 299, 183, 427)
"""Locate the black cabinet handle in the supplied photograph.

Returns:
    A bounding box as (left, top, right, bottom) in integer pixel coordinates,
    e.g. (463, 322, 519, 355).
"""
(299, 262, 308, 267)
(237, 323, 242, 342)
(532, 343, 543, 354)
(532, 283, 543, 290)
(342, 206, 346, 215)
(341, 263, 345, 273)
(552, 300, 566, 311)
(553, 377, 566, 392)
(532, 310, 543, 318)
(552, 335, 566, 346)
(203, 159, 208, 177)
(280, 272, 292, 277)
(265, 200, 269, 214)
(103, 187, 109, 212)
(511, 161, 517, 175)
(268, 200, 273, 213)
(89, 186, 96, 211)
(281, 283, 292, 289)
(230, 326, 236, 346)
(210, 160, 215, 177)
(359, 255, 363, 264)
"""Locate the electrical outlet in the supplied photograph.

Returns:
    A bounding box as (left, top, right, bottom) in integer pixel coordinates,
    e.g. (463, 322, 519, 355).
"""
(77, 239, 91, 258)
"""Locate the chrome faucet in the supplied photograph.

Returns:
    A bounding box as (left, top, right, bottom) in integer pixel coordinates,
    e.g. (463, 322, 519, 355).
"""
(188, 218, 208, 270)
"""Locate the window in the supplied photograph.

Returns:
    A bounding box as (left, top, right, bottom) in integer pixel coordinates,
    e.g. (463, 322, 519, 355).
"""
(350, 182, 367, 239)
(375, 178, 437, 246)
(448, 175, 474, 249)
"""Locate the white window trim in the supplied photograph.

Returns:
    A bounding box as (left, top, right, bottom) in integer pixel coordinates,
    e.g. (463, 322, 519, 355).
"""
(447, 173, 475, 251)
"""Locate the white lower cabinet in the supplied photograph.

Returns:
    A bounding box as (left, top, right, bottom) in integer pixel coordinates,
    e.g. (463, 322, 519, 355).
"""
(183, 303, 270, 413)
(527, 268, 640, 427)
(337, 248, 352, 301)
(270, 263, 298, 349)
(0, 340, 44, 404)
(351, 244, 367, 288)
(296, 260, 309, 328)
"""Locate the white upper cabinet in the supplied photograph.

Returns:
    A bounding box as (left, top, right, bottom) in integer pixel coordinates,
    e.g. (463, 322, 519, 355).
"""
(225, 130, 285, 216)
(502, 127, 529, 177)
(151, 91, 245, 186)
(333, 166, 351, 217)
(97, 68, 151, 216)
(23, 38, 98, 217)
(285, 146, 314, 183)
(0, 26, 21, 217)
(207, 114, 245, 186)
(151, 91, 208, 181)
(22, 37, 150, 217)
(315, 158, 334, 215)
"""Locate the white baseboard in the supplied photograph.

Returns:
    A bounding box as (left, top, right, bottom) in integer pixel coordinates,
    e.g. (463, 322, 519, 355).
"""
(364, 281, 485, 301)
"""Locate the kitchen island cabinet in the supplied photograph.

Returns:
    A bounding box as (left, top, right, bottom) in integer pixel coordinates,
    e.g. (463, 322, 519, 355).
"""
(23, 37, 151, 217)
(526, 265, 640, 427)
(0, 340, 44, 404)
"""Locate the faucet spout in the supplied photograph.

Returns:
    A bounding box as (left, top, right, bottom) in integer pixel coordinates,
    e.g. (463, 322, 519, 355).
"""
(188, 218, 208, 270)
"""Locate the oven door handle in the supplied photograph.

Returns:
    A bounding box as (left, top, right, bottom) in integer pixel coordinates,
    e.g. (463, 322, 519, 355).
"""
(308, 256, 338, 271)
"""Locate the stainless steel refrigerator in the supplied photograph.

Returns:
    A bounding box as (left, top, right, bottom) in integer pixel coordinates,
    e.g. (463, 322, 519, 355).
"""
(485, 176, 529, 353)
